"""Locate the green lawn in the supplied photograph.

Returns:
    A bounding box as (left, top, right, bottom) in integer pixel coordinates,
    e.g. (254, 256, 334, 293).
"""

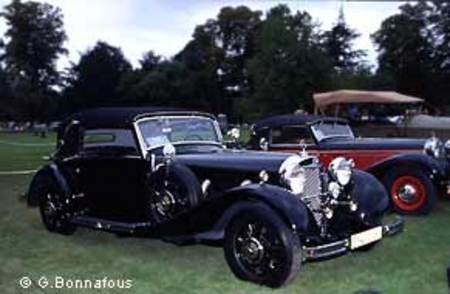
(0, 132, 449, 293)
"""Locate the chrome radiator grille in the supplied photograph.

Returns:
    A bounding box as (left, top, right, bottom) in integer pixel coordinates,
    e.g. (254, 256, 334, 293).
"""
(303, 165, 322, 198)
(302, 165, 323, 226)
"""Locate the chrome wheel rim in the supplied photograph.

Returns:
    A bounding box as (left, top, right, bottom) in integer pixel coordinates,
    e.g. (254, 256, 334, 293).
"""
(42, 192, 63, 229)
(390, 175, 427, 212)
(234, 221, 286, 277)
(397, 184, 417, 203)
(154, 189, 176, 217)
(151, 180, 188, 220)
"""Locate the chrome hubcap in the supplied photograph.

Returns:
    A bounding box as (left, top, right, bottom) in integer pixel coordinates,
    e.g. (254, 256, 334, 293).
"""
(234, 221, 285, 277)
(44, 193, 56, 216)
(154, 189, 176, 216)
(42, 192, 63, 228)
(241, 237, 265, 264)
(397, 184, 417, 203)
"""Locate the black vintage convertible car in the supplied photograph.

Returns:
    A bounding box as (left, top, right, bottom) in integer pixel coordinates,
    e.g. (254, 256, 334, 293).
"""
(27, 108, 402, 287)
(248, 114, 450, 215)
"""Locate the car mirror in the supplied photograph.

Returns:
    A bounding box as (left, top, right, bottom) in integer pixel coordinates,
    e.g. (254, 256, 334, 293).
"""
(259, 137, 269, 151)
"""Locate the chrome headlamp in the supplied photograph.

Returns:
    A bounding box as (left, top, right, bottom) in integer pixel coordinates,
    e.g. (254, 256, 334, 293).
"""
(445, 139, 450, 154)
(328, 157, 353, 186)
(424, 137, 444, 158)
(279, 155, 307, 194)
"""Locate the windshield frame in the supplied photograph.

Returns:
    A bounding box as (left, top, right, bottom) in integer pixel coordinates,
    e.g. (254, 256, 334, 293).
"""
(309, 120, 355, 143)
(133, 114, 223, 158)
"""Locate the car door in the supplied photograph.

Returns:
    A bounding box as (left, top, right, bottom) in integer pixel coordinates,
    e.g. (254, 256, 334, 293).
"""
(53, 120, 87, 213)
(76, 128, 149, 222)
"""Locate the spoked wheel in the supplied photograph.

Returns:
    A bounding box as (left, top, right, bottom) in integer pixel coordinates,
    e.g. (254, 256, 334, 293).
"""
(38, 177, 76, 235)
(383, 168, 437, 215)
(149, 163, 202, 223)
(151, 181, 190, 220)
(224, 203, 301, 288)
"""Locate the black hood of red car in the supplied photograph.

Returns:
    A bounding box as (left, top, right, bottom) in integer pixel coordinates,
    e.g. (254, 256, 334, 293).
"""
(318, 137, 427, 150)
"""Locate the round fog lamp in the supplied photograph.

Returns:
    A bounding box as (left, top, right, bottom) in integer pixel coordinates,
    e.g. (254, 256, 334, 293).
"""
(328, 182, 341, 199)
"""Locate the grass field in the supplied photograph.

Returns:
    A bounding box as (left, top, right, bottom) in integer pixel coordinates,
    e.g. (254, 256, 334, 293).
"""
(0, 132, 449, 294)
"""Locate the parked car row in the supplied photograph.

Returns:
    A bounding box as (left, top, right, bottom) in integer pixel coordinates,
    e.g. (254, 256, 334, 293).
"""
(0, 121, 60, 133)
(27, 107, 426, 288)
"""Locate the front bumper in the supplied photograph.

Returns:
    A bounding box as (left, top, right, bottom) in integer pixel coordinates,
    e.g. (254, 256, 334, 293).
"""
(302, 217, 404, 261)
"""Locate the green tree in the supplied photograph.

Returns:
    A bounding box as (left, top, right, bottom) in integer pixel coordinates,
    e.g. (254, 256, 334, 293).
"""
(245, 5, 333, 119)
(140, 50, 162, 72)
(175, 25, 223, 113)
(0, 65, 13, 120)
(0, 38, 12, 120)
(322, 9, 365, 71)
(425, 1, 450, 106)
(176, 6, 261, 118)
(65, 41, 132, 110)
(372, 2, 434, 101)
(121, 59, 196, 108)
(2, 0, 67, 121)
(330, 64, 375, 91)
(322, 8, 370, 91)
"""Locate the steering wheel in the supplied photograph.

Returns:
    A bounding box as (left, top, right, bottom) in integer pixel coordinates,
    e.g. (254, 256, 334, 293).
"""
(183, 134, 203, 141)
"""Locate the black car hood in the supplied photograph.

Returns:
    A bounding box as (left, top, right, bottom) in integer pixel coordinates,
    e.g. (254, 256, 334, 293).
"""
(175, 149, 291, 173)
(319, 137, 427, 150)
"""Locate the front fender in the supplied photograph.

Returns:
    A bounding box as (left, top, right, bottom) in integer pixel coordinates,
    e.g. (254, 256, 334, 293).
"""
(217, 183, 316, 234)
(351, 170, 389, 216)
(27, 163, 71, 206)
(366, 153, 447, 181)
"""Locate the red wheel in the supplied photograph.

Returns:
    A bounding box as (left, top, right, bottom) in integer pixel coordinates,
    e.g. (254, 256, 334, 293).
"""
(382, 167, 437, 215)
(390, 176, 426, 212)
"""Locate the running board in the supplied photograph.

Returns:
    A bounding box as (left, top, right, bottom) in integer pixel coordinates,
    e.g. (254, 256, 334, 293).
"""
(71, 216, 151, 233)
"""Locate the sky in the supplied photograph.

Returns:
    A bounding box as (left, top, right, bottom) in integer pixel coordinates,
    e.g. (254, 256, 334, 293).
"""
(0, 0, 407, 69)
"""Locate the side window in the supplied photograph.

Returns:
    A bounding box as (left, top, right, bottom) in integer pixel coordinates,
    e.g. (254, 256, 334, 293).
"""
(84, 132, 115, 146)
(271, 126, 313, 145)
(58, 121, 83, 157)
(82, 129, 138, 155)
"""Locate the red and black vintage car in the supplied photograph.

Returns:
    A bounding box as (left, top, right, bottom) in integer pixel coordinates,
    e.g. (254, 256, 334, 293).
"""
(248, 114, 450, 215)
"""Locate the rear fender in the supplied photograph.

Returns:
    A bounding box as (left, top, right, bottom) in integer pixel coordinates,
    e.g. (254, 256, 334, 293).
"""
(27, 164, 71, 206)
(366, 153, 447, 182)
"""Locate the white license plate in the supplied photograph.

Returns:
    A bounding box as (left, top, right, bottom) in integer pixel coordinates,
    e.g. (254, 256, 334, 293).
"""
(350, 226, 383, 250)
